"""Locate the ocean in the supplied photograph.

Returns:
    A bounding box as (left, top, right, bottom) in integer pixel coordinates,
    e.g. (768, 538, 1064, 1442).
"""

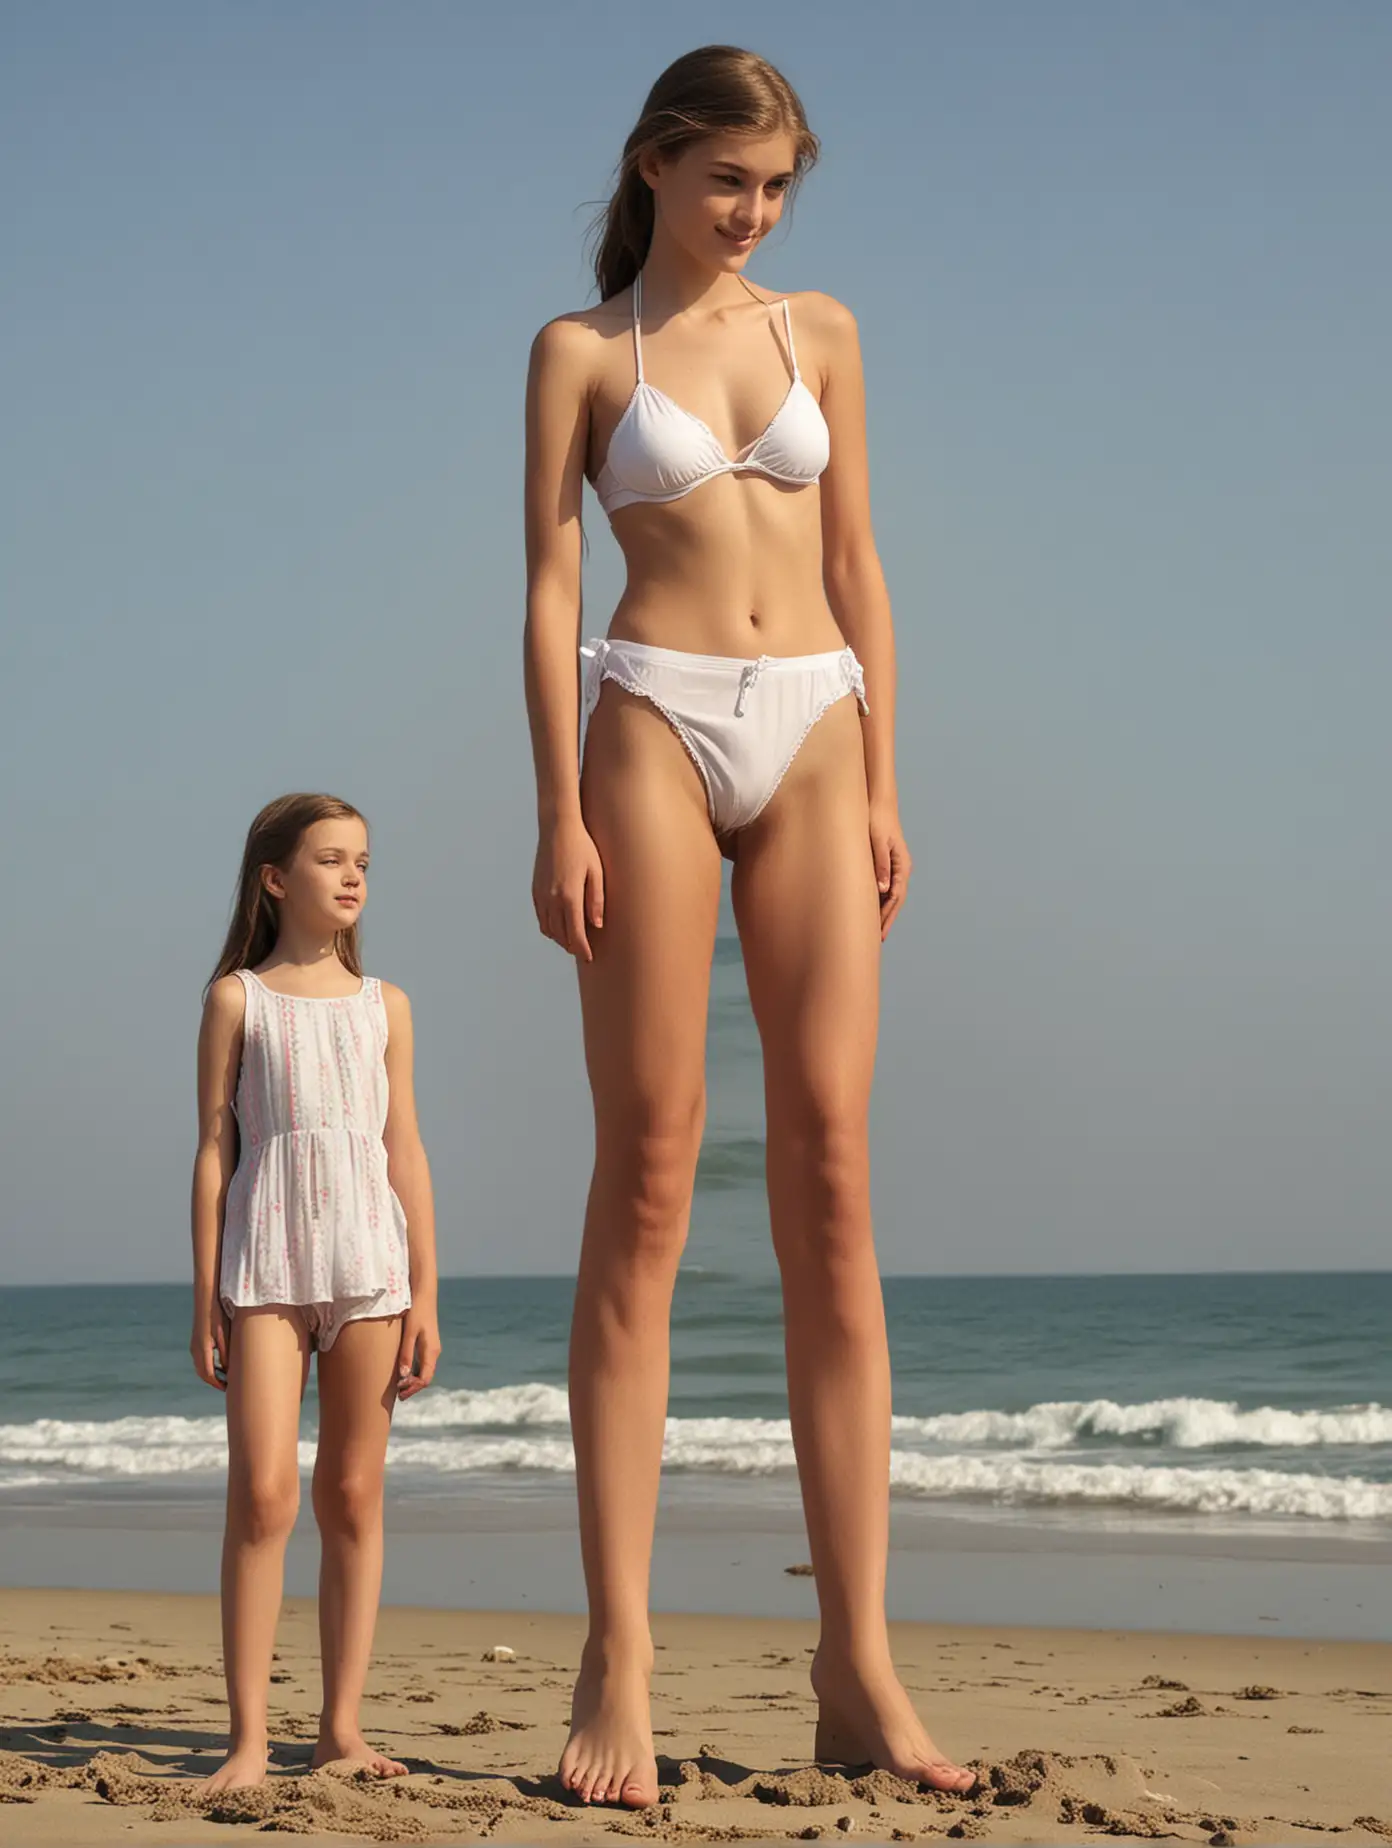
(2, 1270, 1388, 1536)
(2, 928, 1389, 1633)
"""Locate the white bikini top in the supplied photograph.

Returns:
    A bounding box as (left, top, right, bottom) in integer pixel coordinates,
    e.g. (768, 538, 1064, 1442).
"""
(594, 274, 831, 516)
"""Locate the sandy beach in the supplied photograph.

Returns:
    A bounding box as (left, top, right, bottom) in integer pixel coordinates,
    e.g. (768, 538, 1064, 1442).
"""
(1, 1587, 1389, 1845)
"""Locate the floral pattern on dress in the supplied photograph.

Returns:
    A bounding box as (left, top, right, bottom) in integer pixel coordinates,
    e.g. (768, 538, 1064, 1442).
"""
(220, 971, 411, 1346)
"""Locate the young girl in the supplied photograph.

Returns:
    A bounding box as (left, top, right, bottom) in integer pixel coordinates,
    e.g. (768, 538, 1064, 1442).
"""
(524, 47, 972, 1807)
(190, 792, 441, 1791)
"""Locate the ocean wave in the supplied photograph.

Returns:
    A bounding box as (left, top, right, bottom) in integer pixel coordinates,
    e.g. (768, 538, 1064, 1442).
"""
(888, 1398, 1392, 1451)
(386, 1437, 1392, 1520)
(399, 1389, 1392, 1452)
(6, 1393, 1391, 1466)
(2, 1393, 1388, 1523)
(880, 1454, 1392, 1522)
(0, 1413, 291, 1477)
(395, 1383, 571, 1430)
(0, 1414, 229, 1476)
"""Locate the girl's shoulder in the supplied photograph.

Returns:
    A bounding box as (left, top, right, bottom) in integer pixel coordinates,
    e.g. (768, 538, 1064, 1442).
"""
(759, 290, 861, 386)
(374, 977, 411, 1015)
(771, 288, 858, 337)
(529, 298, 633, 380)
(372, 979, 415, 1053)
(535, 294, 632, 339)
(201, 971, 249, 1031)
(738, 286, 860, 367)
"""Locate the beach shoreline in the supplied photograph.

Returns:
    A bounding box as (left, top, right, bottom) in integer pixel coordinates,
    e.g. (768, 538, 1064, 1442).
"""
(3, 1478, 1390, 1644)
(2, 1586, 1390, 1845)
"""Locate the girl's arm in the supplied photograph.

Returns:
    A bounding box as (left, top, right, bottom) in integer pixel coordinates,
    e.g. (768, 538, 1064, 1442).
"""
(523, 317, 605, 961)
(190, 976, 245, 1389)
(815, 294, 912, 938)
(381, 982, 440, 1399)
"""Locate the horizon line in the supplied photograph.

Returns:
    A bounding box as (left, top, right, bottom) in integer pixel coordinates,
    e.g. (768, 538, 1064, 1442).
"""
(2, 1265, 1390, 1291)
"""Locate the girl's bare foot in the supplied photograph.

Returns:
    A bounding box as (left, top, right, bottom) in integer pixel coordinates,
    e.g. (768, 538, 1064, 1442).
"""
(311, 1728, 407, 1778)
(558, 1640, 659, 1807)
(812, 1649, 977, 1794)
(198, 1741, 270, 1793)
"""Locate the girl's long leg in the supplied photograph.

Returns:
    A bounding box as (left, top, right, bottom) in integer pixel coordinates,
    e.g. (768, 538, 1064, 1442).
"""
(311, 1313, 405, 1777)
(733, 694, 974, 1791)
(560, 684, 723, 1808)
(203, 1305, 310, 1793)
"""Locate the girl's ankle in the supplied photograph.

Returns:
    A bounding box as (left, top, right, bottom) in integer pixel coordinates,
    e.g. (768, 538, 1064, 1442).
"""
(316, 1714, 362, 1741)
(225, 1732, 269, 1754)
(580, 1630, 655, 1675)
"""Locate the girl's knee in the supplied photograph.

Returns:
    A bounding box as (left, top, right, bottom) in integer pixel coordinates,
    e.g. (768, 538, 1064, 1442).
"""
(592, 1092, 705, 1263)
(771, 1101, 870, 1211)
(231, 1469, 300, 1545)
(767, 1098, 875, 1289)
(312, 1465, 384, 1540)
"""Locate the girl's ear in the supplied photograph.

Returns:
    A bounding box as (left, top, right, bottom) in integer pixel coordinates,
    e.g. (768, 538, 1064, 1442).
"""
(260, 863, 286, 901)
(637, 147, 664, 191)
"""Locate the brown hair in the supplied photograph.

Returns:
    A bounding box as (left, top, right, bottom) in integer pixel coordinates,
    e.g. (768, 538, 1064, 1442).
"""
(592, 46, 819, 303)
(206, 793, 367, 996)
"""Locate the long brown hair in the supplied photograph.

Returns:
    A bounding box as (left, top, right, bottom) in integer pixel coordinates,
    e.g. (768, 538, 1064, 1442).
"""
(206, 793, 367, 996)
(592, 46, 819, 303)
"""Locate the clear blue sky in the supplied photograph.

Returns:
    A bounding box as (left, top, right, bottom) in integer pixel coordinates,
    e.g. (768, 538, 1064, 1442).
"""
(2, 1, 1388, 1283)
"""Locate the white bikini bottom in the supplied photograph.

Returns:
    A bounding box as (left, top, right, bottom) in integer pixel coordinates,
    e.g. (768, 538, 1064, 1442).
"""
(581, 637, 869, 837)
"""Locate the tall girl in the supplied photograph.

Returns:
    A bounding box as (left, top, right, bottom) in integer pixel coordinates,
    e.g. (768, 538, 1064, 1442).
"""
(190, 792, 441, 1791)
(524, 46, 972, 1807)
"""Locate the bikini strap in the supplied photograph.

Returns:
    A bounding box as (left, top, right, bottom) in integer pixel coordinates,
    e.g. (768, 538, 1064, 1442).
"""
(632, 272, 645, 386)
(780, 297, 800, 381)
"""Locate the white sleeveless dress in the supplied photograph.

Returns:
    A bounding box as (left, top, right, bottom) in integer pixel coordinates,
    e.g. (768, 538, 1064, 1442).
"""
(219, 969, 411, 1349)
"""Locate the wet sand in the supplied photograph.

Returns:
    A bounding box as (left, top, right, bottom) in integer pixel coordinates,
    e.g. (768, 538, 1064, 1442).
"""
(4, 1480, 1389, 1640)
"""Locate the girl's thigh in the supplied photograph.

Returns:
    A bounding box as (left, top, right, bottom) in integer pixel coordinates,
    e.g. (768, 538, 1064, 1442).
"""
(732, 694, 882, 1115)
(226, 1306, 312, 1483)
(579, 686, 724, 1121)
(315, 1316, 402, 1472)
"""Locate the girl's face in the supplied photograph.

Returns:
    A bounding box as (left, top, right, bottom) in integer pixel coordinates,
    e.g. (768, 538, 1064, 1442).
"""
(262, 817, 370, 936)
(641, 131, 798, 275)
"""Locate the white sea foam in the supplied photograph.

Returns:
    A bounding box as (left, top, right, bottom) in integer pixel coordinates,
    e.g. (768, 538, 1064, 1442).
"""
(883, 1454, 1392, 1521)
(0, 1413, 296, 1477)
(2, 1391, 1388, 1522)
(394, 1383, 571, 1429)
(888, 1398, 1392, 1450)
(404, 1392, 1392, 1453)
(336, 1434, 1392, 1520)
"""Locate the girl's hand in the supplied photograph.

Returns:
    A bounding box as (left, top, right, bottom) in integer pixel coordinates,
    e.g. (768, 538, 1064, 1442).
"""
(869, 800, 912, 940)
(190, 1302, 230, 1392)
(532, 816, 605, 962)
(396, 1304, 441, 1400)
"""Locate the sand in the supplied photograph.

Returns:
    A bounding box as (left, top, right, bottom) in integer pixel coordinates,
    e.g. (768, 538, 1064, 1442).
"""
(0, 1587, 1388, 1845)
